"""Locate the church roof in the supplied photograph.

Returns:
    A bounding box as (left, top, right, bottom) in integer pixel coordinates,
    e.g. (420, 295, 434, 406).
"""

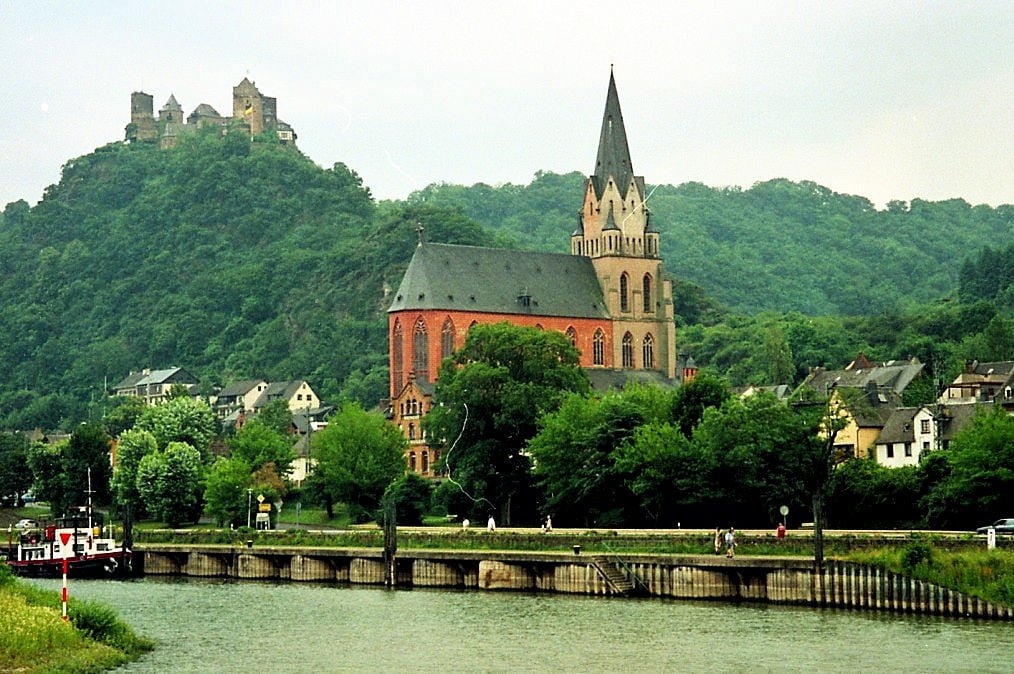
(591, 71, 645, 201)
(388, 243, 609, 319)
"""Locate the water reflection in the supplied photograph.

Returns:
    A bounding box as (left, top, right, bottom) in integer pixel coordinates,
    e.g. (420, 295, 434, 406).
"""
(30, 577, 1014, 673)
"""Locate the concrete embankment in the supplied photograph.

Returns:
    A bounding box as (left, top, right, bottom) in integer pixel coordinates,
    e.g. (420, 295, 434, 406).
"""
(136, 544, 1011, 620)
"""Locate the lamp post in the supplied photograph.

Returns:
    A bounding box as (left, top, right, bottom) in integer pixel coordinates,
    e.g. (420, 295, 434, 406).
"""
(246, 489, 252, 529)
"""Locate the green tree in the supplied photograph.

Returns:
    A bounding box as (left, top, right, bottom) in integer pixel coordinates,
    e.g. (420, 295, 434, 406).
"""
(63, 423, 113, 506)
(256, 399, 295, 436)
(26, 441, 68, 515)
(528, 393, 645, 526)
(670, 373, 730, 437)
(614, 421, 716, 525)
(100, 396, 148, 438)
(136, 442, 203, 527)
(136, 397, 216, 458)
(228, 418, 295, 474)
(383, 473, 433, 526)
(310, 402, 406, 523)
(922, 406, 1014, 528)
(0, 432, 32, 505)
(203, 456, 251, 527)
(110, 429, 158, 518)
(425, 323, 589, 525)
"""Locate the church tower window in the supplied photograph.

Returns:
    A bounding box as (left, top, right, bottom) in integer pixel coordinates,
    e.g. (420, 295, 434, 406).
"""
(622, 332, 634, 368)
(620, 273, 630, 312)
(642, 274, 653, 313)
(413, 318, 429, 382)
(642, 333, 654, 369)
(593, 329, 605, 365)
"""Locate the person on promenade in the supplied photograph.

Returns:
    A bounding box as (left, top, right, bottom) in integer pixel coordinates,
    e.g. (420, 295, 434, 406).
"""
(776, 522, 786, 543)
(725, 527, 736, 558)
(487, 516, 496, 532)
(713, 527, 723, 555)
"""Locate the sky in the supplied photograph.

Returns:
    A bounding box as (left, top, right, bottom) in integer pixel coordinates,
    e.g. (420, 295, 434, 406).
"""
(1, 1, 1012, 210)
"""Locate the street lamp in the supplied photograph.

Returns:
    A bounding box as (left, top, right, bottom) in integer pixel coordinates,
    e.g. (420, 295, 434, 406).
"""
(246, 489, 253, 529)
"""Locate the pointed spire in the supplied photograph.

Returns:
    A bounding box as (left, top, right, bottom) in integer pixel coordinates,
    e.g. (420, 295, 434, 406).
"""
(592, 70, 634, 199)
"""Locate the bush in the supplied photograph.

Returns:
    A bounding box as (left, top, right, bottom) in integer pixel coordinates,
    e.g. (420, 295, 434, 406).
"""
(901, 542, 933, 572)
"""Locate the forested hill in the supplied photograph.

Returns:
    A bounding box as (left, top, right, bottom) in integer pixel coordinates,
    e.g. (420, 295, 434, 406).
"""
(0, 131, 497, 429)
(410, 174, 1013, 315)
(0, 132, 1011, 430)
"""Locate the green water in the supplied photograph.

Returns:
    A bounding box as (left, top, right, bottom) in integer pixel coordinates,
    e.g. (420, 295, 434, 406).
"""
(32, 577, 1014, 673)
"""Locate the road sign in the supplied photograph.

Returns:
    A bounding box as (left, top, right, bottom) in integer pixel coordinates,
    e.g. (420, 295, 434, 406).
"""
(59, 532, 73, 558)
(779, 505, 789, 516)
(258, 503, 272, 512)
(257, 493, 265, 504)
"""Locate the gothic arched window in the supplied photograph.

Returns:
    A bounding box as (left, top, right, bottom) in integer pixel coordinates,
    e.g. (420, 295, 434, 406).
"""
(565, 327, 577, 348)
(441, 317, 455, 360)
(392, 319, 404, 394)
(620, 273, 630, 312)
(622, 332, 634, 368)
(642, 333, 655, 369)
(643, 274, 653, 313)
(593, 329, 605, 366)
(413, 317, 429, 382)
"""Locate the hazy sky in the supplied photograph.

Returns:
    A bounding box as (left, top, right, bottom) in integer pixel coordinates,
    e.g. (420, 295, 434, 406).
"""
(2, 1, 1011, 210)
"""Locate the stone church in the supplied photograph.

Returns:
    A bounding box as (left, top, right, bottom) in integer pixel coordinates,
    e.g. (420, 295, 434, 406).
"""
(387, 72, 693, 476)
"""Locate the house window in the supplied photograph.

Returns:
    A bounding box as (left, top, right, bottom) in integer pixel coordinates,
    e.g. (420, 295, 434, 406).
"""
(642, 333, 654, 369)
(622, 333, 634, 368)
(904, 443, 912, 457)
(619, 273, 630, 312)
(886, 445, 894, 458)
(642, 274, 653, 313)
(441, 318, 455, 359)
(413, 318, 429, 381)
(922, 441, 930, 451)
(392, 320, 404, 394)
(920, 419, 930, 434)
(593, 329, 605, 365)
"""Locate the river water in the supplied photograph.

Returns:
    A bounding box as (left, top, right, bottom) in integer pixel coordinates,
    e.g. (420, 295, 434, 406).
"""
(29, 577, 1013, 673)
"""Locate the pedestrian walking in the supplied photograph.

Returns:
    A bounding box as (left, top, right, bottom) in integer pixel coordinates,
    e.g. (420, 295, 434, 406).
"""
(713, 527, 723, 555)
(725, 527, 736, 558)
(776, 522, 786, 543)
(487, 516, 496, 532)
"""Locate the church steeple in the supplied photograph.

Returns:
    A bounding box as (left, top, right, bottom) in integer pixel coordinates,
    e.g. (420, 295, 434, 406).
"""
(592, 69, 638, 200)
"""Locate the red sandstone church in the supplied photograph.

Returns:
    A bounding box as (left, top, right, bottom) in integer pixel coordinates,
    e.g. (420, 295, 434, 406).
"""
(387, 72, 695, 476)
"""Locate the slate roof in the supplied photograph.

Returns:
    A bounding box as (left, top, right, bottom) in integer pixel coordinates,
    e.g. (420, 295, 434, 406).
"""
(217, 379, 265, 398)
(252, 380, 311, 409)
(875, 407, 920, 444)
(836, 385, 901, 427)
(803, 359, 924, 396)
(388, 243, 609, 319)
(190, 103, 221, 117)
(114, 367, 194, 390)
(591, 71, 645, 201)
(585, 368, 677, 392)
(162, 94, 182, 110)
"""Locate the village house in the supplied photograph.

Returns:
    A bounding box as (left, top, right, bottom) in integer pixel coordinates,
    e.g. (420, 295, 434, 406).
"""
(112, 367, 200, 406)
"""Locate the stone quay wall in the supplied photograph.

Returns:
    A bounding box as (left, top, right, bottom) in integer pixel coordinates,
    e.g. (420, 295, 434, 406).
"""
(136, 545, 1011, 620)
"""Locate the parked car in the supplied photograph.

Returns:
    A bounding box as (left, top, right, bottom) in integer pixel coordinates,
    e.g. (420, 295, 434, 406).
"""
(976, 518, 1014, 534)
(22, 492, 35, 504)
(14, 518, 39, 530)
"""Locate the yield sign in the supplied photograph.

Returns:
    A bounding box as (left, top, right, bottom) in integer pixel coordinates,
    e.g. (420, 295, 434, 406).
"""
(59, 532, 73, 558)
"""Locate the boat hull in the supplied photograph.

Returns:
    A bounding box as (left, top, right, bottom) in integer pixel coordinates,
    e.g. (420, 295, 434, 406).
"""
(7, 551, 132, 578)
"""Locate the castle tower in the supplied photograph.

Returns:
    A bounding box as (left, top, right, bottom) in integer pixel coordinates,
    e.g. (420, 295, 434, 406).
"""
(573, 71, 676, 378)
(158, 94, 184, 124)
(233, 77, 264, 135)
(127, 92, 156, 142)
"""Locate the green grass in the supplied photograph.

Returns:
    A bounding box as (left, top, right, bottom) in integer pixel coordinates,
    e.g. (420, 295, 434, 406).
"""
(0, 565, 153, 673)
(842, 545, 1014, 607)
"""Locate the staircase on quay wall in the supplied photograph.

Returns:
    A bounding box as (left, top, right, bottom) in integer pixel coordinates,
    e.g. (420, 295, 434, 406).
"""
(589, 555, 636, 596)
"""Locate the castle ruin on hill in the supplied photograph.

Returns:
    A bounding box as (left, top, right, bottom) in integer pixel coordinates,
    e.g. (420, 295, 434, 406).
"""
(126, 78, 296, 149)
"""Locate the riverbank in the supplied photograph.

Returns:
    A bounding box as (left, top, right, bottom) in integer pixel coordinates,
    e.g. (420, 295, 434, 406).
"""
(133, 527, 1013, 612)
(0, 565, 153, 673)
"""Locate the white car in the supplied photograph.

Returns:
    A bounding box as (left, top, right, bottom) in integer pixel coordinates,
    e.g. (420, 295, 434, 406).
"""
(14, 518, 39, 530)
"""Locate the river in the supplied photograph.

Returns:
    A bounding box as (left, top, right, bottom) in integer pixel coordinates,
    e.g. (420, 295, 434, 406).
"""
(29, 577, 1013, 673)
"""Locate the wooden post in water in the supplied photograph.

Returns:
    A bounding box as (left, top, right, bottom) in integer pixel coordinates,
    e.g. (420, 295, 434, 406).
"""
(382, 494, 397, 587)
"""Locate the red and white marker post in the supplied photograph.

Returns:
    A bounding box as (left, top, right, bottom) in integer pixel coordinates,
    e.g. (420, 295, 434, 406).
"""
(59, 531, 73, 621)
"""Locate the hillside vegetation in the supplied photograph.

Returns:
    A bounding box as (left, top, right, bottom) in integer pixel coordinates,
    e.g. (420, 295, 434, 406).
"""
(1, 134, 1011, 429)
